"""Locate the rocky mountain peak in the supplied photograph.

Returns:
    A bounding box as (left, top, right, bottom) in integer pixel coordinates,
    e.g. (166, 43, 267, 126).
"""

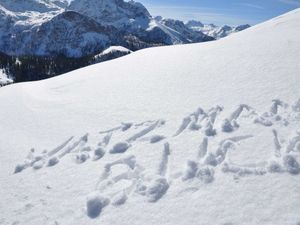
(68, 0, 151, 28)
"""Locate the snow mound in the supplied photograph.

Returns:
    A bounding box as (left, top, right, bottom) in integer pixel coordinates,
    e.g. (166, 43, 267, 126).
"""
(86, 192, 109, 218)
(110, 142, 131, 154)
(93, 46, 132, 63)
(101, 46, 132, 56)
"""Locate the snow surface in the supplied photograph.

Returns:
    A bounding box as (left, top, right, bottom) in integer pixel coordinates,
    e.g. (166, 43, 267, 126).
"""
(0, 8, 300, 225)
(94, 46, 132, 59)
(0, 69, 13, 86)
(101, 46, 132, 55)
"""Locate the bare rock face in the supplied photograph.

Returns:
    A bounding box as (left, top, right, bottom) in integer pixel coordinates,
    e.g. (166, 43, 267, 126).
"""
(68, 0, 151, 28)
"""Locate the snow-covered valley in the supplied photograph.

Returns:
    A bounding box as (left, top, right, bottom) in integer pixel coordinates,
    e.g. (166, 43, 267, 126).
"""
(0, 7, 300, 225)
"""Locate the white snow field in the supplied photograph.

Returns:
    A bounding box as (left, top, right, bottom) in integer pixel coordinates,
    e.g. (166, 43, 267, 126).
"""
(0, 8, 300, 225)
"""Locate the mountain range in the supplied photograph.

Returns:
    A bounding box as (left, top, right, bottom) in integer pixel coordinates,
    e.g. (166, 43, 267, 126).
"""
(0, 0, 250, 58)
(0, 0, 250, 85)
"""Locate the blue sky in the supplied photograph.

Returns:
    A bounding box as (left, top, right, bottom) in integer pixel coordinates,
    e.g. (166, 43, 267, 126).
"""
(139, 0, 300, 25)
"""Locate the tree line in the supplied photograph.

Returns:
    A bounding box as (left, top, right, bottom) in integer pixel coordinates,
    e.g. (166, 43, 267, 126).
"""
(0, 52, 95, 83)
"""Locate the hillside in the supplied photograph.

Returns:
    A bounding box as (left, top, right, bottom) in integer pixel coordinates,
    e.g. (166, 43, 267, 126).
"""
(0, 8, 299, 225)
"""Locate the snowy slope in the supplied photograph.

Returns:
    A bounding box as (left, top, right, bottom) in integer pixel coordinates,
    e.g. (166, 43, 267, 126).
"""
(93, 46, 132, 63)
(96, 46, 132, 56)
(94, 46, 132, 59)
(0, 8, 300, 225)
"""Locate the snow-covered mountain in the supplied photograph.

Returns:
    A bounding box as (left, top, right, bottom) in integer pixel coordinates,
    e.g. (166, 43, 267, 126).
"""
(0, 0, 66, 55)
(159, 18, 214, 43)
(68, 0, 151, 29)
(186, 20, 250, 39)
(0, 0, 66, 14)
(0, 8, 299, 225)
(31, 11, 120, 57)
(67, 0, 214, 44)
(0, 0, 120, 56)
(0, 0, 247, 58)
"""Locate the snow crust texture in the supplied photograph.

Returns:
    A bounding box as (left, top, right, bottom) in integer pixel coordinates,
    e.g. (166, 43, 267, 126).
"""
(12, 99, 300, 219)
